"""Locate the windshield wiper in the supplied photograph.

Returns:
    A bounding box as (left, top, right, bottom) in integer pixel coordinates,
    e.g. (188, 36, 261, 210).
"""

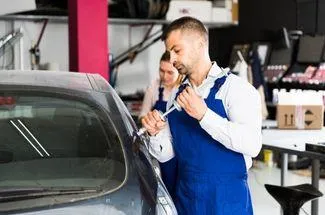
(0, 187, 99, 202)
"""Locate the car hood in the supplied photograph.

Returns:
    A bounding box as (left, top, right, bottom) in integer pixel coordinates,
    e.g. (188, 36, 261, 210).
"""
(3, 179, 146, 215)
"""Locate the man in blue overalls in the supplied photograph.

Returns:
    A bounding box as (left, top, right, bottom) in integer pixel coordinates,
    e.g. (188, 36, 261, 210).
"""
(142, 17, 262, 214)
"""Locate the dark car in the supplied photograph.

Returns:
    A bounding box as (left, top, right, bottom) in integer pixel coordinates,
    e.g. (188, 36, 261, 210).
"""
(0, 70, 177, 215)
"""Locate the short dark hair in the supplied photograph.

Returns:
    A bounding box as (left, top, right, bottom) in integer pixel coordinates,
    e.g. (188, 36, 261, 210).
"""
(161, 16, 208, 42)
(160, 51, 170, 62)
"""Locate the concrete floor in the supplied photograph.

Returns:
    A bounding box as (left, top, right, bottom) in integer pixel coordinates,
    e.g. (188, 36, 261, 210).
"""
(249, 161, 325, 215)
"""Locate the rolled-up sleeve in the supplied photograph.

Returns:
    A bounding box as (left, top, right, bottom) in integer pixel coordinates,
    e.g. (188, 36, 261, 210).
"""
(148, 123, 175, 162)
(199, 77, 262, 158)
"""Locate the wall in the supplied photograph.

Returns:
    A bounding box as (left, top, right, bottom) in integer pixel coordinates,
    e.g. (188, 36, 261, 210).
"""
(109, 24, 165, 95)
(0, 20, 68, 71)
(0, 20, 164, 95)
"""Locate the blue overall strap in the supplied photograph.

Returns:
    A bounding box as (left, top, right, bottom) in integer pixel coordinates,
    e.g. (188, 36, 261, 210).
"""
(152, 83, 167, 113)
(158, 86, 164, 101)
(206, 72, 229, 103)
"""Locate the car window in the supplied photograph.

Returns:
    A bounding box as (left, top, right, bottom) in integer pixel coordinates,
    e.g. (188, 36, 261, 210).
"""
(109, 90, 138, 136)
(0, 94, 125, 191)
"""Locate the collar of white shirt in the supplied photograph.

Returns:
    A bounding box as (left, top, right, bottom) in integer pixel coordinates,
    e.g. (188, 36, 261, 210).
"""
(182, 62, 229, 89)
(167, 62, 230, 108)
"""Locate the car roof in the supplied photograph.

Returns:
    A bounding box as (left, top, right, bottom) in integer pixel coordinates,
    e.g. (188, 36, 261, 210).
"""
(0, 70, 105, 92)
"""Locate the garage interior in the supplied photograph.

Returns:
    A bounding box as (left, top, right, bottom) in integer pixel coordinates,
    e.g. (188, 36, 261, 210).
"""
(0, 0, 325, 215)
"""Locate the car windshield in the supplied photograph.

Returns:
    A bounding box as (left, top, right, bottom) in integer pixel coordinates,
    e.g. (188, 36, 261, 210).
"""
(0, 94, 125, 194)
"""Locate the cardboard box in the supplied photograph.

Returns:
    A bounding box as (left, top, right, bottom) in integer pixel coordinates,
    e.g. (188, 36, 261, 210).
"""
(277, 105, 324, 129)
(232, 0, 239, 24)
(166, 0, 212, 22)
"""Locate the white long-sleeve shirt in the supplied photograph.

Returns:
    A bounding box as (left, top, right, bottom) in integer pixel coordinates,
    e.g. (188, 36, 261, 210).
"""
(149, 62, 262, 170)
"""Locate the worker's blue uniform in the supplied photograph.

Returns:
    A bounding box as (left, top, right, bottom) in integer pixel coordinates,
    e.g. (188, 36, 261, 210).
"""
(152, 85, 178, 199)
(168, 74, 253, 215)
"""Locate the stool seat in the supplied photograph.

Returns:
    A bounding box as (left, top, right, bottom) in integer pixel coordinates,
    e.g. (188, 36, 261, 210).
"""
(265, 183, 323, 215)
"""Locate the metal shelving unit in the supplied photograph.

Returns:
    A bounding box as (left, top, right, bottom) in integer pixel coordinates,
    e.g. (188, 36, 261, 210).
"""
(0, 15, 236, 28)
(109, 18, 235, 28)
(0, 15, 67, 23)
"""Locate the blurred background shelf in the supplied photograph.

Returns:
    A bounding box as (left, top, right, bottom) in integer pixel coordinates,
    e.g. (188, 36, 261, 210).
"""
(0, 15, 237, 28)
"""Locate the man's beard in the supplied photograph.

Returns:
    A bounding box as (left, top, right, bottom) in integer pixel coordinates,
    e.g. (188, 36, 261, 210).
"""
(177, 65, 188, 75)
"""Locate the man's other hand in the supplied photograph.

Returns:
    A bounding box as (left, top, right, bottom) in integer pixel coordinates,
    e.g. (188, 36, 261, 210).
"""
(177, 86, 207, 120)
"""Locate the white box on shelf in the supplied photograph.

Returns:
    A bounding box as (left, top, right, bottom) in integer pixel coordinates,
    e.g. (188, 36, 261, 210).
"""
(0, 0, 36, 15)
(211, 7, 232, 23)
(166, 0, 212, 22)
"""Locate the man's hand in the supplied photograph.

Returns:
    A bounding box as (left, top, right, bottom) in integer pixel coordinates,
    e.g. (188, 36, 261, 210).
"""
(141, 110, 166, 136)
(177, 86, 207, 120)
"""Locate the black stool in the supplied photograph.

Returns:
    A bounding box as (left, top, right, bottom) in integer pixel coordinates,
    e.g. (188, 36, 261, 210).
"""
(264, 183, 323, 215)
